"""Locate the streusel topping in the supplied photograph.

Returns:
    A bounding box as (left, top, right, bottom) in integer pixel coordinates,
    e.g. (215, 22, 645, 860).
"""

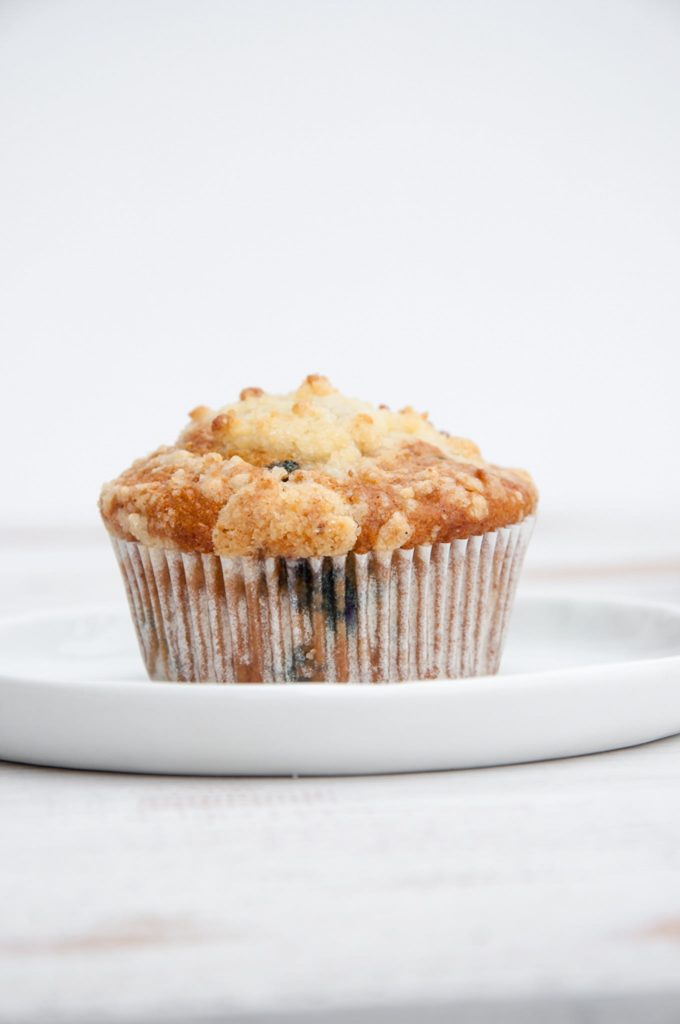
(100, 375, 537, 557)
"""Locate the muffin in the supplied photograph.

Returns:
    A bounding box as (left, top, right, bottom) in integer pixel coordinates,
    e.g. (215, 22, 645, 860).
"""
(100, 375, 537, 683)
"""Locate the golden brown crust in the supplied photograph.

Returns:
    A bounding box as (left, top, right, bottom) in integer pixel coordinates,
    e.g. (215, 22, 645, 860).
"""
(99, 376, 538, 557)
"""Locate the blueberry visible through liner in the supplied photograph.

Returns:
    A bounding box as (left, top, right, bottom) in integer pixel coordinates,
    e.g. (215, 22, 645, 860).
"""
(267, 459, 300, 476)
(292, 560, 314, 612)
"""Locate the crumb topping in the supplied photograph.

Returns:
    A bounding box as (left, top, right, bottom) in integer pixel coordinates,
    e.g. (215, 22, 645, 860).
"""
(100, 375, 538, 557)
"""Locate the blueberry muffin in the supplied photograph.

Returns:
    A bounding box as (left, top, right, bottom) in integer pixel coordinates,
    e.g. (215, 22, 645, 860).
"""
(100, 375, 537, 682)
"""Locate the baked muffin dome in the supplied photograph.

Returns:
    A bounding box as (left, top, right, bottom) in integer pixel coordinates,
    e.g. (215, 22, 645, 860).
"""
(100, 375, 537, 558)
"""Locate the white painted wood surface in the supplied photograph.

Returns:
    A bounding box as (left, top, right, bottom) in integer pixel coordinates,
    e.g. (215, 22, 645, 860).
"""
(2, 521, 680, 1023)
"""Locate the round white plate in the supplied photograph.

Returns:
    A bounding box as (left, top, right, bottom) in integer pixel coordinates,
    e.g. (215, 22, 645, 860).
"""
(1, 595, 680, 776)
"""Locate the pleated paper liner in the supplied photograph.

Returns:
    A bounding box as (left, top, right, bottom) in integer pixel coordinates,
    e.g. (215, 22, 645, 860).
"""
(112, 516, 534, 683)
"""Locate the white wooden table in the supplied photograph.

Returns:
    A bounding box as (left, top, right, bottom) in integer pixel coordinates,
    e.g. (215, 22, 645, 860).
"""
(2, 519, 680, 1024)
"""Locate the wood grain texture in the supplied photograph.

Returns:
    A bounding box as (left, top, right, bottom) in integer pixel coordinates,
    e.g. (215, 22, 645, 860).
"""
(3, 744, 680, 1023)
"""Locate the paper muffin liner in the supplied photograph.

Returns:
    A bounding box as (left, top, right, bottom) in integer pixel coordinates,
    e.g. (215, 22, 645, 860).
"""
(111, 516, 534, 683)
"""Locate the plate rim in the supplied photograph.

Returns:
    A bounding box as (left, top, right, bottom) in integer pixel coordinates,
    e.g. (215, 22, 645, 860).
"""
(2, 594, 680, 775)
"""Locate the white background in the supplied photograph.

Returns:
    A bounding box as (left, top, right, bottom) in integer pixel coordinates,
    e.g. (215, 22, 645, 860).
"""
(2, 0, 679, 532)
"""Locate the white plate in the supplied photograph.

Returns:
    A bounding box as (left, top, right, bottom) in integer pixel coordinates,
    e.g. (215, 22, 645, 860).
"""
(1, 595, 680, 776)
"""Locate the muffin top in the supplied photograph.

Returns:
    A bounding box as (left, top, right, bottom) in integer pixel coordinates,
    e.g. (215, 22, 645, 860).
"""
(100, 375, 537, 558)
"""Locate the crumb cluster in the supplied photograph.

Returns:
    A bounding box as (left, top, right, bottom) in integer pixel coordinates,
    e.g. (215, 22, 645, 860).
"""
(100, 375, 538, 557)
